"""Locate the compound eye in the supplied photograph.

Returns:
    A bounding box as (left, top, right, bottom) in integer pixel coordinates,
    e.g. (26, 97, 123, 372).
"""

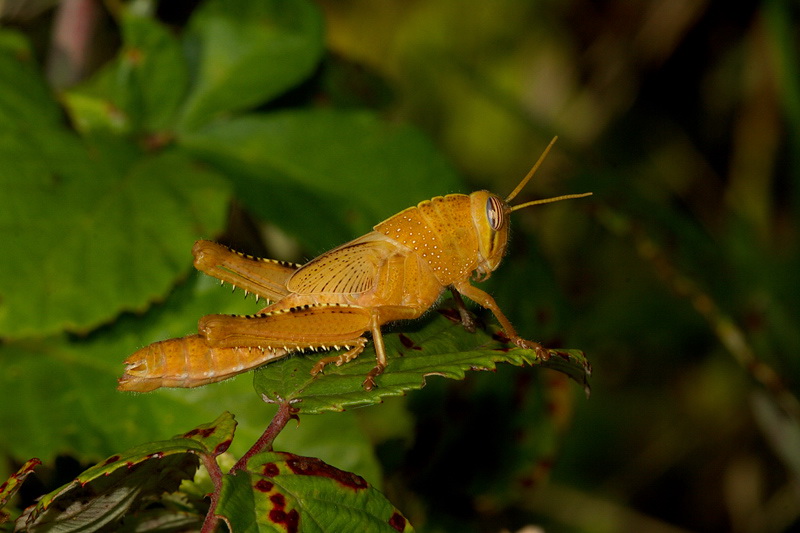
(486, 196, 505, 231)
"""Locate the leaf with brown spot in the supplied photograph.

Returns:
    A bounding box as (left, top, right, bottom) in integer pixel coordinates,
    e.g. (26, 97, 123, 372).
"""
(217, 451, 414, 532)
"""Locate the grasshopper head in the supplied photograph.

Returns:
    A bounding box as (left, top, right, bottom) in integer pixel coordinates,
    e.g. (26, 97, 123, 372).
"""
(471, 137, 592, 280)
(470, 190, 511, 278)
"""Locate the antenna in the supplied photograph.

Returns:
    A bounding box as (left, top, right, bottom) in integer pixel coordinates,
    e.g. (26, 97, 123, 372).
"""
(509, 192, 593, 212)
(505, 136, 592, 210)
(505, 136, 559, 203)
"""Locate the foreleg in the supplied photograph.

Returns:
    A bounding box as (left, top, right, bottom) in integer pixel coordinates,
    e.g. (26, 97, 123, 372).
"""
(452, 281, 549, 359)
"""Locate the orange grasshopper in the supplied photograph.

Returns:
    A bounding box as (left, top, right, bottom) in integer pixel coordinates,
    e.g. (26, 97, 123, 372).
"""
(118, 139, 591, 392)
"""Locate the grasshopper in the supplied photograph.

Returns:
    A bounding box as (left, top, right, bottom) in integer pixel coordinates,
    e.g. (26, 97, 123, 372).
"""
(118, 138, 591, 392)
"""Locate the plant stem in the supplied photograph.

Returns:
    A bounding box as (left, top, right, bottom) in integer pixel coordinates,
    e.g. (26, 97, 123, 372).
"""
(231, 401, 298, 473)
(200, 453, 226, 533)
(199, 402, 297, 532)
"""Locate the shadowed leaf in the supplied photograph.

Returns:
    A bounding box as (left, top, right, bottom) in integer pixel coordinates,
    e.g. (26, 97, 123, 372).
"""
(16, 412, 235, 532)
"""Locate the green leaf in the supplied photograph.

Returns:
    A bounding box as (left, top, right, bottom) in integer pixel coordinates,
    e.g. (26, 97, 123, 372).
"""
(178, 0, 324, 131)
(0, 458, 40, 524)
(253, 311, 591, 414)
(0, 271, 383, 473)
(0, 29, 62, 128)
(16, 413, 235, 532)
(62, 10, 189, 135)
(0, 142, 230, 338)
(0, 273, 263, 462)
(216, 451, 414, 532)
(61, 92, 132, 136)
(181, 109, 463, 251)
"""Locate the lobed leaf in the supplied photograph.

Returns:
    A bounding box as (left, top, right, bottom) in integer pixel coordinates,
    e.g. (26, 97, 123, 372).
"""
(0, 26, 230, 340)
(0, 142, 230, 338)
(216, 451, 413, 533)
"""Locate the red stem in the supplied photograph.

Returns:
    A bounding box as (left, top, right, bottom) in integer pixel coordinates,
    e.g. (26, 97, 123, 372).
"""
(232, 401, 298, 472)
(199, 402, 296, 532)
(199, 453, 226, 533)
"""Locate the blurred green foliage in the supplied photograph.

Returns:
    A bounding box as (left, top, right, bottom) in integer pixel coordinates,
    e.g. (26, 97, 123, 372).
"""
(0, 0, 798, 531)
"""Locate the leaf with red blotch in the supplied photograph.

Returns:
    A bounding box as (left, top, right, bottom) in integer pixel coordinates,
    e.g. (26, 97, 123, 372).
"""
(217, 451, 414, 533)
(0, 458, 41, 524)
